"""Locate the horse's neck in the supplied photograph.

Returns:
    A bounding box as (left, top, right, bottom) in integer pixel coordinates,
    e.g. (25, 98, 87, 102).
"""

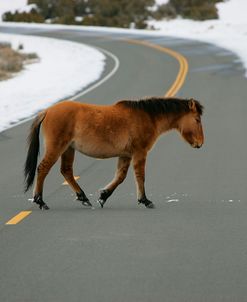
(155, 113, 180, 135)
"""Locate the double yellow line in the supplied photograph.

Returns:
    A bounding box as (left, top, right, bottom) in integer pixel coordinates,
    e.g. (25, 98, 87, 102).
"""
(5, 38, 189, 225)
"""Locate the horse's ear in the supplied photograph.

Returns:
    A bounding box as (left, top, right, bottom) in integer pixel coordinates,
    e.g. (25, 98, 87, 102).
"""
(189, 99, 197, 113)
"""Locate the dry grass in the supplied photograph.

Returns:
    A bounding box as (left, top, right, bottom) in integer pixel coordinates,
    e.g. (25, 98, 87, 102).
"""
(0, 42, 39, 81)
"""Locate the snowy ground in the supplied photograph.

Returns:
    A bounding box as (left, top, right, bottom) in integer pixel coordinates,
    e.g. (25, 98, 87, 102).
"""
(0, 33, 105, 132)
(0, 0, 246, 132)
(148, 0, 247, 77)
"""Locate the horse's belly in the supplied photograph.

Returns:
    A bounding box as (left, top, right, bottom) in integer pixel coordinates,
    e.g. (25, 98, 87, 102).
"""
(71, 141, 128, 159)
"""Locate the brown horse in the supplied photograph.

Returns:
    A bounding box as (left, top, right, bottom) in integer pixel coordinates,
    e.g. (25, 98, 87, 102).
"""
(24, 97, 204, 210)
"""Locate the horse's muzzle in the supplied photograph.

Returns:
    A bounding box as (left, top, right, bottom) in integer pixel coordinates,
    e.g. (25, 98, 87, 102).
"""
(192, 142, 203, 149)
(194, 144, 203, 149)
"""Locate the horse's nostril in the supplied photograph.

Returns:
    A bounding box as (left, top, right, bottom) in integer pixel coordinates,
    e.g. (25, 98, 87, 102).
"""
(192, 143, 202, 148)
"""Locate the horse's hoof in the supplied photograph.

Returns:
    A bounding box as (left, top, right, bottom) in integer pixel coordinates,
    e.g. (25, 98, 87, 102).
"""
(97, 189, 112, 208)
(99, 189, 112, 200)
(40, 203, 50, 210)
(33, 195, 49, 210)
(145, 202, 155, 209)
(138, 198, 155, 209)
(82, 200, 92, 207)
(76, 191, 92, 207)
(97, 199, 105, 208)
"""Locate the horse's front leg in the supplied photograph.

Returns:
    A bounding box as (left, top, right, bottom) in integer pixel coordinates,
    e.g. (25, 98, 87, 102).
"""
(98, 156, 131, 208)
(132, 153, 154, 209)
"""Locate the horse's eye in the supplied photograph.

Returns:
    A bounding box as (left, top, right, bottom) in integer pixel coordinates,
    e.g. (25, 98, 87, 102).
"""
(195, 118, 200, 123)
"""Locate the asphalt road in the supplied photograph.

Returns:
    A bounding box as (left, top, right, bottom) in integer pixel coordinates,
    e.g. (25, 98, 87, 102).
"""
(0, 25, 247, 302)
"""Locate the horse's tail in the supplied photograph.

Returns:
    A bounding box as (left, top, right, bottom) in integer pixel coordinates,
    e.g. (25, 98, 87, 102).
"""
(24, 111, 46, 192)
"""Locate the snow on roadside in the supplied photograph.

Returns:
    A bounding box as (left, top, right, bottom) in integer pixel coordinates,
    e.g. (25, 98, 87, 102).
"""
(148, 18, 247, 76)
(155, 0, 169, 5)
(0, 33, 105, 132)
(148, 0, 247, 76)
(217, 0, 246, 23)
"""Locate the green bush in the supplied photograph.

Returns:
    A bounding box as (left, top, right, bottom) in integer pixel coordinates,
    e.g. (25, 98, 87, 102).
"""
(182, 3, 218, 20)
(169, 0, 221, 20)
(3, 0, 224, 26)
(3, 8, 44, 23)
(81, 0, 154, 28)
(28, 0, 154, 28)
(153, 3, 177, 20)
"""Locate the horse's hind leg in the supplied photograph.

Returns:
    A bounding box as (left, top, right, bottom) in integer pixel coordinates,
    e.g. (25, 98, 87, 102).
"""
(33, 150, 61, 210)
(98, 156, 131, 208)
(61, 147, 92, 207)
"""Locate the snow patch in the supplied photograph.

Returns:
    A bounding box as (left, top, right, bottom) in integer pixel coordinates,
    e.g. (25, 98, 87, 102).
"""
(166, 199, 179, 203)
(0, 33, 105, 132)
(216, 0, 247, 23)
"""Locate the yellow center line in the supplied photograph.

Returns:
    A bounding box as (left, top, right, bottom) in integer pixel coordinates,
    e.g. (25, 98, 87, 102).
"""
(6, 211, 32, 225)
(125, 39, 189, 97)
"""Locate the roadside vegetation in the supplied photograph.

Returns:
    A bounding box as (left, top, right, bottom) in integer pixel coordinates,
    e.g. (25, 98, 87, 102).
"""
(0, 42, 38, 81)
(154, 0, 223, 21)
(2, 0, 224, 29)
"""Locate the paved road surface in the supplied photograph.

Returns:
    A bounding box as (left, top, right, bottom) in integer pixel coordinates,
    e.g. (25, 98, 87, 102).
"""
(0, 26, 247, 302)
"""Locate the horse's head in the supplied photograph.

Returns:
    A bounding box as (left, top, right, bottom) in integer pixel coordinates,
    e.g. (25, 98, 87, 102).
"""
(177, 99, 204, 148)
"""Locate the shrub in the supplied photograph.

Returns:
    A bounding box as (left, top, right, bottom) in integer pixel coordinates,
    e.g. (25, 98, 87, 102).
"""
(3, 0, 224, 25)
(169, 0, 221, 20)
(28, 0, 154, 28)
(182, 3, 218, 20)
(152, 3, 177, 20)
(0, 42, 39, 81)
(3, 8, 44, 23)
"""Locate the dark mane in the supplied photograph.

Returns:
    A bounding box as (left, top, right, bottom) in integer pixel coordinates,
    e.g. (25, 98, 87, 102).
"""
(117, 97, 204, 116)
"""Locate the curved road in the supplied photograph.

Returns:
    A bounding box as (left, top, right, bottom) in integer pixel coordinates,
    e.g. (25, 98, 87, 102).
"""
(0, 25, 247, 302)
